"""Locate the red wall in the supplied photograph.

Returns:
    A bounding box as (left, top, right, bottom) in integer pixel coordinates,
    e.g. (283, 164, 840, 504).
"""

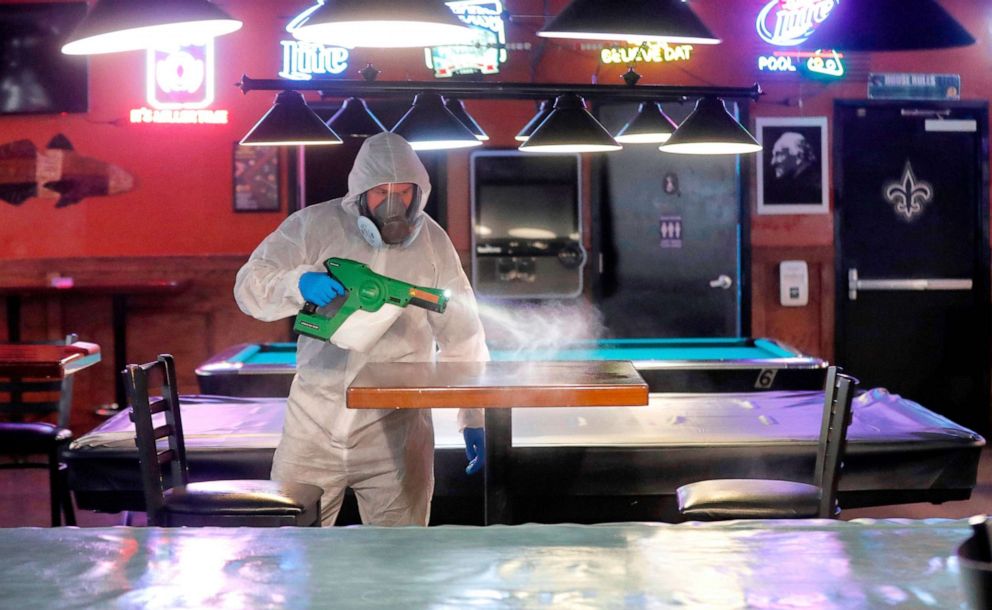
(0, 0, 988, 259)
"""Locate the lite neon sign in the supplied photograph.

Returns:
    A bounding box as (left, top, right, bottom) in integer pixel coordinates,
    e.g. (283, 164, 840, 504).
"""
(756, 0, 836, 46)
(601, 43, 693, 65)
(130, 40, 228, 124)
(279, 41, 349, 80)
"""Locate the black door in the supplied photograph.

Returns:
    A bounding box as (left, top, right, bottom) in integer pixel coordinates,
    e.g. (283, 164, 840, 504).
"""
(835, 100, 990, 435)
(595, 102, 746, 338)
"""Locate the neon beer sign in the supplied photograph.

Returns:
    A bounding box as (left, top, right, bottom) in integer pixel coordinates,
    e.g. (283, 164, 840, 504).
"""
(130, 40, 228, 124)
(756, 0, 836, 46)
(426, 1, 507, 78)
(279, 41, 349, 80)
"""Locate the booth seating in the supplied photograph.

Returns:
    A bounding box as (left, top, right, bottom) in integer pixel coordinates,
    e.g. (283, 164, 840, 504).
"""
(0, 333, 78, 526)
(124, 354, 322, 527)
(677, 367, 858, 520)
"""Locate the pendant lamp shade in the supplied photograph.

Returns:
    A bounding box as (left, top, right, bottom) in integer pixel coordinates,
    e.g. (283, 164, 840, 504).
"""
(444, 98, 489, 141)
(240, 91, 343, 146)
(391, 93, 482, 151)
(515, 99, 554, 142)
(539, 0, 719, 45)
(615, 102, 678, 144)
(519, 94, 622, 153)
(62, 0, 242, 55)
(803, 0, 974, 52)
(289, 0, 475, 48)
(659, 98, 761, 155)
(327, 97, 387, 138)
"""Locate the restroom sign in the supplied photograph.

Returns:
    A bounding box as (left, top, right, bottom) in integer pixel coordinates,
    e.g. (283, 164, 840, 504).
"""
(659, 216, 683, 249)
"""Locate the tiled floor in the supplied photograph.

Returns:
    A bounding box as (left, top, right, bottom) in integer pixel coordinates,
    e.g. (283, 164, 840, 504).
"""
(2, 447, 991, 527)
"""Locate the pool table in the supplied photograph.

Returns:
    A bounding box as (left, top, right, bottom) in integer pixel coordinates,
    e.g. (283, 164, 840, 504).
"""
(65, 390, 984, 524)
(195, 337, 827, 396)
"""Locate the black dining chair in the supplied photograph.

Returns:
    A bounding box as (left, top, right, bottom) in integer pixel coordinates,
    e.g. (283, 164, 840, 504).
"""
(0, 333, 78, 526)
(676, 366, 858, 520)
(123, 354, 323, 527)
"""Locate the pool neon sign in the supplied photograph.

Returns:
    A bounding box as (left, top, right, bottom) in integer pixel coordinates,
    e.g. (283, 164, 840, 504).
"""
(130, 40, 228, 124)
(758, 49, 844, 77)
(754, 0, 844, 80)
(756, 0, 837, 46)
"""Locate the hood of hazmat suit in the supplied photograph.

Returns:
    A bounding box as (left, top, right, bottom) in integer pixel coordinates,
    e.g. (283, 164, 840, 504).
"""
(233, 133, 488, 526)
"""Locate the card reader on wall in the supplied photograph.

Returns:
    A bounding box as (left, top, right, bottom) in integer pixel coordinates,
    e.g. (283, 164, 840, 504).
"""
(779, 260, 809, 307)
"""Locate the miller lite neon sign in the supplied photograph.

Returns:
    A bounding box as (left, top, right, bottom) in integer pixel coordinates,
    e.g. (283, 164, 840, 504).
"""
(130, 40, 228, 124)
(756, 0, 836, 46)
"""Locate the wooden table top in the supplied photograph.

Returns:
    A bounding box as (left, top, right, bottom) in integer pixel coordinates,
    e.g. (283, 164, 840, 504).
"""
(0, 342, 102, 379)
(347, 361, 649, 409)
(0, 280, 189, 296)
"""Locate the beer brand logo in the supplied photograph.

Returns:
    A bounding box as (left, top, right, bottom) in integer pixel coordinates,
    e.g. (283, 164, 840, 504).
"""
(279, 41, 349, 81)
(131, 40, 229, 124)
(756, 0, 837, 46)
(148, 41, 213, 109)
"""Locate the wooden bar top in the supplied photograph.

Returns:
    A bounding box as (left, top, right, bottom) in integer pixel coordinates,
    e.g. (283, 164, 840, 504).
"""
(347, 361, 649, 409)
(0, 342, 102, 379)
(0, 280, 189, 296)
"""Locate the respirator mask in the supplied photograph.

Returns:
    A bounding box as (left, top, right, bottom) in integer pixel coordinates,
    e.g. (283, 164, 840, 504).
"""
(358, 183, 420, 247)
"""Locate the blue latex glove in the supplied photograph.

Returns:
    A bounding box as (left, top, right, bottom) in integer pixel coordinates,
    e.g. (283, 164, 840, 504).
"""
(463, 427, 485, 475)
(299, 272, 345, 307)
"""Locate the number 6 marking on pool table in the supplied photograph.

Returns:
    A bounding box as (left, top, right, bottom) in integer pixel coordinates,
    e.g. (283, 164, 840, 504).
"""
(755, 369, 777, 389)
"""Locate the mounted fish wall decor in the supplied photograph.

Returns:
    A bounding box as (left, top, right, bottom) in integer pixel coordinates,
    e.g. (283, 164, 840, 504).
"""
(0, 134, 135, 207)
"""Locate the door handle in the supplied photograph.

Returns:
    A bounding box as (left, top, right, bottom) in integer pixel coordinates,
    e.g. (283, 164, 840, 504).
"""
(848, 268, 973, 301)
(709, 274, 733, 290)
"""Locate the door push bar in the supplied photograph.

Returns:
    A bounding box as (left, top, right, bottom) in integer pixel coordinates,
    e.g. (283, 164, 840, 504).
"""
(848, 268, 973, 301)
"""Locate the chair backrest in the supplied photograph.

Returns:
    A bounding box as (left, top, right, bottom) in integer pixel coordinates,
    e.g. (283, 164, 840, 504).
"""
(0, 333, 78, 428)
(123, 354, 189, 524)
(813, 366, 858, 518)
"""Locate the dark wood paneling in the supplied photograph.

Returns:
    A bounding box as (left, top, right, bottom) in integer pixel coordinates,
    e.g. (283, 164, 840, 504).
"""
(751, 246, 834, 362)
(0, 256, 290, 433)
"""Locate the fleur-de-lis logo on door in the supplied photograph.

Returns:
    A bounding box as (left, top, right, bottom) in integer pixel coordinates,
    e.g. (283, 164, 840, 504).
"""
(883, 161, 933, 221)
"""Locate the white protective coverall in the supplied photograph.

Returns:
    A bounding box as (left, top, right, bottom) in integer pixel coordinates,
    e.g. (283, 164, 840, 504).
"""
(234, 133, 488, 526)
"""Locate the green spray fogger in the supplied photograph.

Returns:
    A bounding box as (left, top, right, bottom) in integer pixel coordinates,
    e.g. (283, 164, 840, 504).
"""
(293, 257, 449, 341)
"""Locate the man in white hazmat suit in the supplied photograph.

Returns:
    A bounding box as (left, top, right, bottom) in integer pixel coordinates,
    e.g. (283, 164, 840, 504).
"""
(234, 133, 487, 526)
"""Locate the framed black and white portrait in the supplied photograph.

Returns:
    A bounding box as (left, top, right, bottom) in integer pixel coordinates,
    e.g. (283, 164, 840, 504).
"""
(756, 117, 829, 215)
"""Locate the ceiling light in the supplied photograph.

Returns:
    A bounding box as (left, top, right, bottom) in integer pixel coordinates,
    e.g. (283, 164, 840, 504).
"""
(391, 93, 482, 151)
(538, 0, 719, 45)
(240, 91, 343, 146)
(615, 102, 678, 144)
(289, 0, 475, 49)
(515, 99, 554, 142)
(659, 98, 761, 155)
(803, 0, 974, 52)
(327, 97, 387, 138)
(444, 98, 489, 141)
(519, 93, 622, 154)
(62, 0, 242, 55)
